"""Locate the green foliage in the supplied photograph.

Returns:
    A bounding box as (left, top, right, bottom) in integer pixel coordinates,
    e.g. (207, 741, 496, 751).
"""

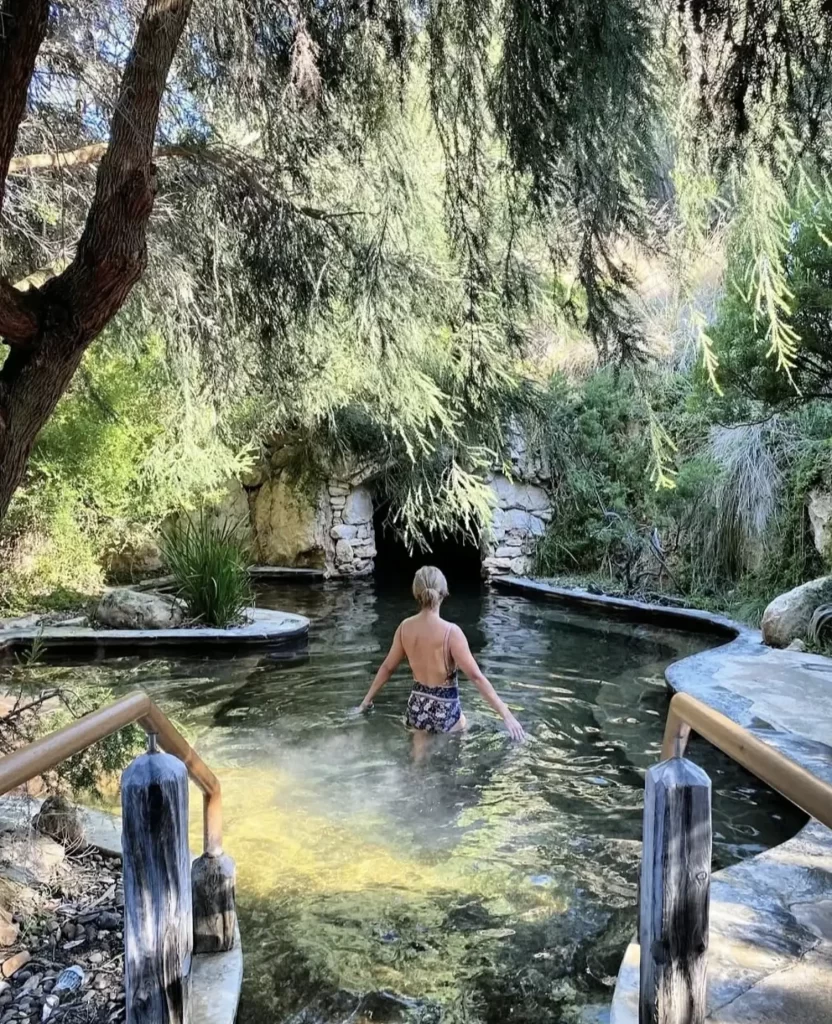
(0, 668, 144, 798)
(701, 162, 832, 408)
(531, 359, 832, 620)
(0, 333, 249, 612)
(45, 689, 146, 796)
(160, 511, 253, 627)
(530, 369, 662, 580)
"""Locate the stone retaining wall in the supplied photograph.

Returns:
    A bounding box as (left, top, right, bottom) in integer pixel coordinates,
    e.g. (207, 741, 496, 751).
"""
(328, 484, 376, 576)
(481, 473, 551, 578)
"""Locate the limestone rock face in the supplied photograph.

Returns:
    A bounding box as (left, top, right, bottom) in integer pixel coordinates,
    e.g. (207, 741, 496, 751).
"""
(96, 588, 185, 630)
(808, 489, 832, 559)
(102, 535, 163, 579)
(252, 475, 330, 568)
(761, 576, 832, 647)
(208, 477, 252, 539)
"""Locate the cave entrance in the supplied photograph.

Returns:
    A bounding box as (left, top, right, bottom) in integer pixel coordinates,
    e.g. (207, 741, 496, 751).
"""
(372, 504, 484, 591)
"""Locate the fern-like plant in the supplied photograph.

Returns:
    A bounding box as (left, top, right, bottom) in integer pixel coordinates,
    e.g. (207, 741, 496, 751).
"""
(160, 511, 252, 628)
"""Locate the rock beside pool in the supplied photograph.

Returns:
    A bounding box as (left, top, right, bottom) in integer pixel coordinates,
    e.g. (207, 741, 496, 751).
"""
(761, 575, 832, 647)
(0, 832, 65, 887)
(33, 796, 85, 850)
(95, 588, 185, 630)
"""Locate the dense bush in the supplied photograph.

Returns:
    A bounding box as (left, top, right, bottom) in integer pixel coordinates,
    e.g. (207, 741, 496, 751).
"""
(0, 333, 249, 612)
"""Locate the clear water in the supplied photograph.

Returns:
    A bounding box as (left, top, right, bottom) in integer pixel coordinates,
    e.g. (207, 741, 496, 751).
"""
(19, 581, 806, 1023)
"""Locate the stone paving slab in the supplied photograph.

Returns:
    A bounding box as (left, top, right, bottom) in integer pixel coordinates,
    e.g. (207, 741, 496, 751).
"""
(494, 576, 832, 1024)
(0, 605, 309, 655)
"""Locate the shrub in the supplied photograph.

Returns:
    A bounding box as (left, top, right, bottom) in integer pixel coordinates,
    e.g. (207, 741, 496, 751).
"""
(0, 669, 145, 798)
(160, 511, 253, 627)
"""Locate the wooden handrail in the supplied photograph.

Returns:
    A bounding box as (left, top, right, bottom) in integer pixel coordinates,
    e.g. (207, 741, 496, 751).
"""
(0, 691, 223, 856)
(662, 691, 832, 829)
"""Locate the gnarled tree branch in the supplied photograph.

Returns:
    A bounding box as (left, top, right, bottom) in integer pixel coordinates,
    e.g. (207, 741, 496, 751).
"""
(43, 0, 194, 341)
(0, 0, 194, 519)
(0, 278, 39, 346)
(0, 0, 49, 213)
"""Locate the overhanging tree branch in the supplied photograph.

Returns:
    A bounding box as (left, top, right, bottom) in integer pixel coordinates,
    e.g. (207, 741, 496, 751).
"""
(44, 0, 194, 341)
(8, 141, 364, 225)
(0, 0, 49, 213)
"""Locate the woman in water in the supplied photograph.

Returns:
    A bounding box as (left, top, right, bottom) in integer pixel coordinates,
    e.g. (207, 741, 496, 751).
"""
(358, 566, 525, 741)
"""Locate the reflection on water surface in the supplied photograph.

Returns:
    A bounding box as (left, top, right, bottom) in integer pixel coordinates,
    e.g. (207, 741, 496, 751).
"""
(18, 581, 806, 1023)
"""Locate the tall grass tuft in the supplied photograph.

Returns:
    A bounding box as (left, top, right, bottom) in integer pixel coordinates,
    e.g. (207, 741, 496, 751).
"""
(160, 511, 252, 627)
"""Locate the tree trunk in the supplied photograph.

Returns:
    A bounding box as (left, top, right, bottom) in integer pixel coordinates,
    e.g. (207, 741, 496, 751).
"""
(0, 0, 192, 520)
(0, 329, 90, 517)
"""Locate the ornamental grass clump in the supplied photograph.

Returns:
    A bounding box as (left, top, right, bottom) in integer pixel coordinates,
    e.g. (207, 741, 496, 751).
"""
(161, 511, 252, 627)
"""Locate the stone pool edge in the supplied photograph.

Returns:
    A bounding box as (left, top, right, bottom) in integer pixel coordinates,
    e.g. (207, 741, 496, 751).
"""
(0, 796, 243, 1024)
(0, 606, 310, 656)
(493, 575, 832, 1024)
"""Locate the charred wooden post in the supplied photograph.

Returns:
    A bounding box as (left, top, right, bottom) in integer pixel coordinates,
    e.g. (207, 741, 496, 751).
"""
(639, 754, 711, 1024)
(122, 735, 192, 1024)
(191, 851, 236, 953)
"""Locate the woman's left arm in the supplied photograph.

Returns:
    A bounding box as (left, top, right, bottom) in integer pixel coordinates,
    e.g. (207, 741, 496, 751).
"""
(359, 625, 405, 710)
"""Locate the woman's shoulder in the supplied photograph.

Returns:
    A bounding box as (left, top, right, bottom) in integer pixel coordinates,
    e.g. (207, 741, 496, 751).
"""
(440, 619, 465, 638)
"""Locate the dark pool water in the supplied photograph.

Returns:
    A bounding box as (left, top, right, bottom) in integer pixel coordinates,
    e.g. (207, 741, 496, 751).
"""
(16, 581, 806, 1023)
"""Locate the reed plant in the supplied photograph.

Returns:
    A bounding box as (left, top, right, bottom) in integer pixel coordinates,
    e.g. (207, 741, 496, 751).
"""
(161, 511, 252, 627)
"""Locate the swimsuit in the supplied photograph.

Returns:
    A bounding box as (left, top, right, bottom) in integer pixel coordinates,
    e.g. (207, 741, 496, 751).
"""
(405, 627, 462, 734)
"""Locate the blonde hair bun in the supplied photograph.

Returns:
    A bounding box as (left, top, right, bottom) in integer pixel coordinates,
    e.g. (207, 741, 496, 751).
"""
(412, 566, 449, 609)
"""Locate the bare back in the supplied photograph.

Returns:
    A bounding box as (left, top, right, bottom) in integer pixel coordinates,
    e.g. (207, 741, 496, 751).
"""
(399, 614, 455, 687)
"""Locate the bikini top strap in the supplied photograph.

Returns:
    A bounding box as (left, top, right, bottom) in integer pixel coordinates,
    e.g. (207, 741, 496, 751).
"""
(443, 625, 455, 679)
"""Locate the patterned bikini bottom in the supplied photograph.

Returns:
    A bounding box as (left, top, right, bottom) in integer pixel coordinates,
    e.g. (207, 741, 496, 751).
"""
(405, 682, 462, 734)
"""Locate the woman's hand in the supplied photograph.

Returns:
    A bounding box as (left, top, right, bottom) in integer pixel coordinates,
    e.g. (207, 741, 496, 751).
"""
(503, 711, 526, 742)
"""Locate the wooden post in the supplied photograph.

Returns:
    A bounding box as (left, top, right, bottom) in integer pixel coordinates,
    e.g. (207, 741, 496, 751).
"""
(122, 736, 192, 1024)
(192, 852, 237, 953)
(639, 755, 711, 1024)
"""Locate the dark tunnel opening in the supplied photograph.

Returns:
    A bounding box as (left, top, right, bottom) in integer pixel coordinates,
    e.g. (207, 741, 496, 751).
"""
(372, 503, 484, 593)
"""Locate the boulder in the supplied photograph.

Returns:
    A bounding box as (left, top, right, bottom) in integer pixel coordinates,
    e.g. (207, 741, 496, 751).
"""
(352, 544, 377, 559)
(761, 576, 832, 647)
(95, 588, 185, 630)
(0, 615, 42, 632)
(335, 539, 354, 563)
(489, 474, 550, 513)
(494, 545, 522, 559)
(331, 524, 357, 541)
(492, 508, 546, 536)
(483, 556, 513, 572)
(510, 556, 531, 575)
(808, 489, 832, 559)
(0, 832, 65, 887)
(102, 535, 163, 578)
(0, 907, 17, 948)
(252, 474, 329, 568)
(33, 796, 84, 850)
(342, 487, 373, 526)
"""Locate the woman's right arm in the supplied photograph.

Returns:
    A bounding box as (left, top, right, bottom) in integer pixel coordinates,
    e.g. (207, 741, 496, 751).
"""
(359, 625, 405, 711)
(450, 626, 525, 740)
